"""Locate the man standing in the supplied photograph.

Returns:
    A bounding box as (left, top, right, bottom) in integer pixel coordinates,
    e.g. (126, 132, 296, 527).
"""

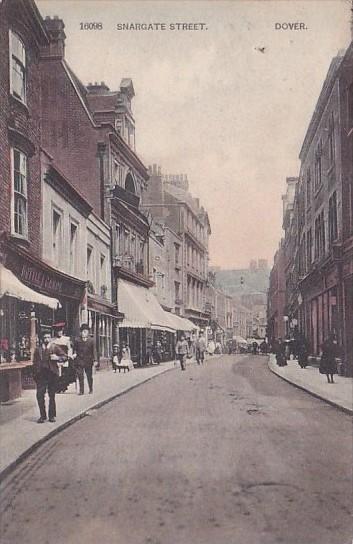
(175, 334, 189, 371)
(73, 324, 98, 395)
(195, 331, 207, 365)
(32, 331, 65, 423)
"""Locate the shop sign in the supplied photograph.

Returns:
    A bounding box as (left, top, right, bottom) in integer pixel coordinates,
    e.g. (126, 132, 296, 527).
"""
(21, 265, 62, 293)
(18, 263, 83, 300)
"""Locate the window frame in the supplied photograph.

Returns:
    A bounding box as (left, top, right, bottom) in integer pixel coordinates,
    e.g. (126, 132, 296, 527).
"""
(69, 219, 79, 275)
(9, 30, 27, 104)
(11, 147, 28, 238)
(52, 206, 63, 268)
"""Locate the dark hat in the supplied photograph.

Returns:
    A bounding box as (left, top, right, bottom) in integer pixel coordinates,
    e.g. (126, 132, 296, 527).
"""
(80, 323, 90, 331)
(53, 322, 66, 329)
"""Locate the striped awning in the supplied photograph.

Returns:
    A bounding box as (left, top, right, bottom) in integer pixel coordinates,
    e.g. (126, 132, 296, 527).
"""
(118, 280, 175, 332)
(0, 264, 60, 310)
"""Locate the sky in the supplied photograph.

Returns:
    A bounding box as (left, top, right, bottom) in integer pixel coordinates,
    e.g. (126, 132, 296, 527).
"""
(37, 0, 352, 269)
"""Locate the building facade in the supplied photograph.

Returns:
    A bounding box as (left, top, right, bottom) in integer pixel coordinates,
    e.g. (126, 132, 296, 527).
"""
(143, 167, 211, 328)
(272, 41, 353, 375)
(267, 241, 286, 345)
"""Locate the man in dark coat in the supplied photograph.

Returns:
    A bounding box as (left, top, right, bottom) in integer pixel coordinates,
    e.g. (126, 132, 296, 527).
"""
(73, 324, 98, 395)
(32, 331, 66, 423)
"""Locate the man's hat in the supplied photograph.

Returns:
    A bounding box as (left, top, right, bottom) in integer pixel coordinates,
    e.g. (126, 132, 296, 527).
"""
(80, 323, 90, 331)
(53, 322, 66, 329)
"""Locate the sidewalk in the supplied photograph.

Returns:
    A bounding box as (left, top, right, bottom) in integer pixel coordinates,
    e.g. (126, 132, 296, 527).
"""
(268, 354, 353, 415)
(0, 361, 177, 482)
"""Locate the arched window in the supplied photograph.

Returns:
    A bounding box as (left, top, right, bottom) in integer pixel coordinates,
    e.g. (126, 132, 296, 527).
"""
(125, 173, 135, 194)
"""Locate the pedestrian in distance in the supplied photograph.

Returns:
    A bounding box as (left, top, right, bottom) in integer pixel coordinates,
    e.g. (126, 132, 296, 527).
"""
(207, 339, 215, 356)
(274, 338, 287, 367)
(259, 340, 268, 355)
(112, 344, 121, 373)
(195, 331, 207, 365)
(121, 345, 134, 370)
(72, 324, 98, 395)
(319, 334, 339, 383)
(32, 331, 66, 423)
(297, 333, 308, 369)
(153, 340, 163, 365)
(175, 334, 189, 371)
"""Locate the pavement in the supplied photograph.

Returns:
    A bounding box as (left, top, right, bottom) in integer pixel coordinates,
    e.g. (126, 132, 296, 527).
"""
(1, 354, 352, 544)
(268, 353, 353, 415)
(0, 360, 178, 481)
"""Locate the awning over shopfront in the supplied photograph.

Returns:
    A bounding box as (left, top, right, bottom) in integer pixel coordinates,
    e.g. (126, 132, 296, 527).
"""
(233, 335, 248, 345)
(118, 280, 175, 332)
(166, 313, 199, 332)
(0, 264, 60, 310)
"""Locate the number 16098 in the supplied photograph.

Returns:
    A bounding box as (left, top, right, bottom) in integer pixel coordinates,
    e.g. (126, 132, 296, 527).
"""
(80, 22, 103, 30)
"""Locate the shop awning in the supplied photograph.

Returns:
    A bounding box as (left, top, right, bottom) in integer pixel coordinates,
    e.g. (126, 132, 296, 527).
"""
(165, 312, 199, 332)
(0, 264, 60, 310)
(233, 335, 248, 345)
(118, 280, 175, 332)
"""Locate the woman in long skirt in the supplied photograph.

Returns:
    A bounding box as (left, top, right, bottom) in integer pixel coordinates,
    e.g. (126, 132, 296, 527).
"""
(319, 335, 339, 383)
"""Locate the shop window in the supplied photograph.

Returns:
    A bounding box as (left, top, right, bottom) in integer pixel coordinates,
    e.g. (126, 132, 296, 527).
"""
(10, 31, 26, 103)
(12, 148, 28, 237)
(328, 191, 338, 243)
(52, 209, 62, 268)
(69, 222, 78, 275)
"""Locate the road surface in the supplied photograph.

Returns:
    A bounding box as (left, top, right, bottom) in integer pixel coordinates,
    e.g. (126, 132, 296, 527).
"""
(0, 355, 351, 544)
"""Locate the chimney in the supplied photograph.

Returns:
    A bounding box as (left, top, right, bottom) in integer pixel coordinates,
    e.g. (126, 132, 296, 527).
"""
(43, 16, 66, 59)
(86, 81, 110, 94)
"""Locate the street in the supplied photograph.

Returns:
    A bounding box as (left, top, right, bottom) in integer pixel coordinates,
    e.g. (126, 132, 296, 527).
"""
(0, 355, 352, 544)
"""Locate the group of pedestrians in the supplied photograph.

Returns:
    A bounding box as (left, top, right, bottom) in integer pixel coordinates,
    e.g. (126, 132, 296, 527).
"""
(33, 323, 97, 424)
(175, 331, 207, 370)
(272, 332, 341, 384)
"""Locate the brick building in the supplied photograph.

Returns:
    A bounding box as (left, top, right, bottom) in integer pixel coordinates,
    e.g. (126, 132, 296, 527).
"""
(267, 241, 286, 344)
(38, 16, 177, 364)
(272, 41, 353, 375)
(0, 0, 90, 373)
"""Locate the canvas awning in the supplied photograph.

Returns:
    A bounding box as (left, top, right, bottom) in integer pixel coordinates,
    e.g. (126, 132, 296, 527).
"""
(0, 264, 60, 310)
(233, 335, 248, 345)
(118, 280, 175, 332)
(165, 312, 199, 332)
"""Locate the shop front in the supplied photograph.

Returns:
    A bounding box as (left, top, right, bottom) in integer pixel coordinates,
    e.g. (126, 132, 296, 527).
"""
(342, 249, 353, 376)
(0, 242, 86, 398)
(117, 279, 176, 365)
(0, 263, 60, 401)
(87, 296, 123, 367)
